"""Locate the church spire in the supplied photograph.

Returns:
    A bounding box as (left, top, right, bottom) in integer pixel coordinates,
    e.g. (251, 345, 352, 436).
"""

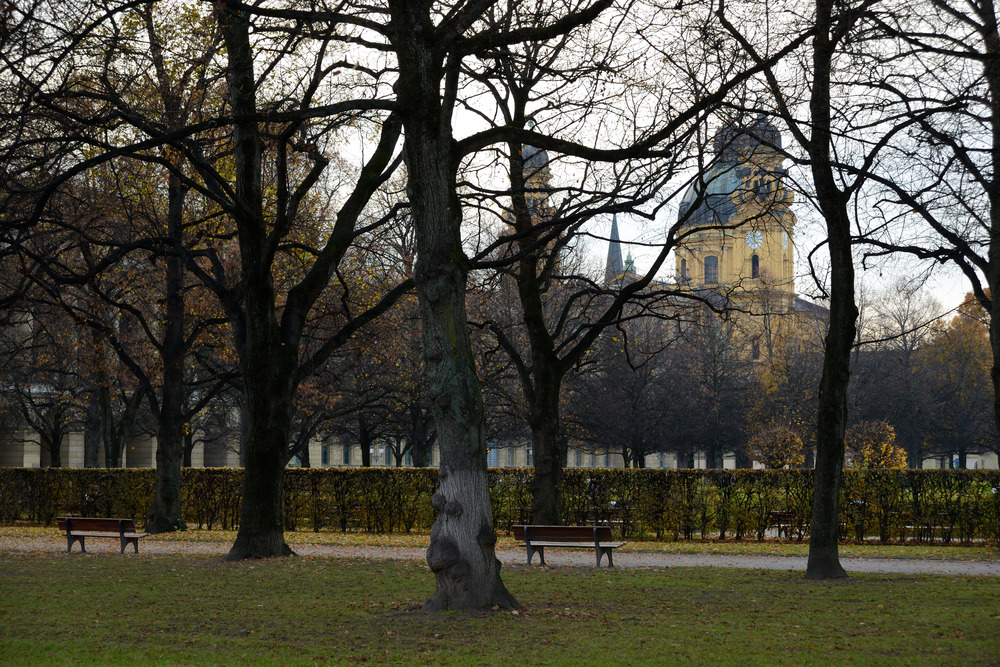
(623, 250, 635, 274)
(605, 214, 623, 283)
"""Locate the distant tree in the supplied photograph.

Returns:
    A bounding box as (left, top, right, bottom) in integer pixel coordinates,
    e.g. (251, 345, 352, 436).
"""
(681, 313, 754, 468)
(918, 300, 998, 468)
(746, 425, 805, 469)
(844, 420, 907, 469)
(849, 282, 938, 467)
(746, 336, 823, 463)
(564, 318, 678, 469)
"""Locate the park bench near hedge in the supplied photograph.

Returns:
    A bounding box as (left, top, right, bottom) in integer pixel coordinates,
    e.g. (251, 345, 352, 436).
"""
(767, 511, 799, 539)
(513, 524, 625, 568)
(57, 517, 148, 554)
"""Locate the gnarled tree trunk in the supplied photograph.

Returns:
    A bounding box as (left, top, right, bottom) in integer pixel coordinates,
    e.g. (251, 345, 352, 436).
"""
(390, 2, 518, 611)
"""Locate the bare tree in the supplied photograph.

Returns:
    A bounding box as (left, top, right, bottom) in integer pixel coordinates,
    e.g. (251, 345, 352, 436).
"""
(719, 0, 910, 578)
(1, 1, 408, 556)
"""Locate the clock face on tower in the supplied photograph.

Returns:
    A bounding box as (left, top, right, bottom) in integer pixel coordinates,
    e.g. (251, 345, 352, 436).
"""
(746, 230, 763, 250)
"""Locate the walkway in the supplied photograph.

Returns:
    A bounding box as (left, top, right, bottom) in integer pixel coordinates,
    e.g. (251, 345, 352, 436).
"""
(3, 534, 999, 576)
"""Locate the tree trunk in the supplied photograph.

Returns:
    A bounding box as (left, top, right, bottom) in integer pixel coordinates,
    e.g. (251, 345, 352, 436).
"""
(226, 347, 297, 560)
(147, 173, 187, 534)
(390, 2, 517, 611)
(46, 433, 62, 468)
(84, 394, 101, 468)
(220, 3, 295, 560)
(528, 372, 564, 525)
(359, 417, 372, 467)
(805, 0, 854, 580)
(99, 387, 122, 468)
(297, 441, 311, 468)
(410, 406, 434, 467)
(183, 432, 195, 468)
(685, 450, 696, 469)
(980, 3, 1000, 456)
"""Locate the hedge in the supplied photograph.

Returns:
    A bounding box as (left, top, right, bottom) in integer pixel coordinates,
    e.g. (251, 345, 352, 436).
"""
(1, 467, 998, 544)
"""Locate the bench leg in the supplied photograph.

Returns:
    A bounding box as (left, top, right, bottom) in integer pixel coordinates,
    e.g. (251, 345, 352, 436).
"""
(67, 535, 85, 553)
(526, 545, 545, 566)
(120, 537, 140, 554)
(596, 547, 614, 568)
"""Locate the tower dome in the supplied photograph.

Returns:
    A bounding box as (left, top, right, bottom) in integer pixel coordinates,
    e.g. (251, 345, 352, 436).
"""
(677, 115, 784, 227)
(522, 144, 551, 183)
(674, 114, 796, 295)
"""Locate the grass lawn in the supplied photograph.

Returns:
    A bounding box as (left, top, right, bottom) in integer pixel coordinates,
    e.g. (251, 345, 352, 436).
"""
(1, 552, 998, 666)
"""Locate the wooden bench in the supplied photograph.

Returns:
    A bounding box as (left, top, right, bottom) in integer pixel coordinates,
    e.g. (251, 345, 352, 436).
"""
(57, 517, 148, 554)
(767, 511, 797, 539)
(513, 525, 625, 568)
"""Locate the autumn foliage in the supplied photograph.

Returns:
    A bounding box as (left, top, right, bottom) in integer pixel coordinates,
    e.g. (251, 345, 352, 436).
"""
(746, 426, 806, 469)
(845, 421, 907, 469)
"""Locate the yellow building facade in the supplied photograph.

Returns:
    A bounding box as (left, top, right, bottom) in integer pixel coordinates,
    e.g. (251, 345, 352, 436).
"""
(672, 117, 823, 356)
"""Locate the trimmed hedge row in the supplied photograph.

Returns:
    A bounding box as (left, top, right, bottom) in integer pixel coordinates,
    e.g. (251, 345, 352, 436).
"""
(1, 467, 998, 544)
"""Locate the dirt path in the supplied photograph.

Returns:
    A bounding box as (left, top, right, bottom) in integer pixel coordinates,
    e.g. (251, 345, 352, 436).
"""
(3, 534, 999, 576)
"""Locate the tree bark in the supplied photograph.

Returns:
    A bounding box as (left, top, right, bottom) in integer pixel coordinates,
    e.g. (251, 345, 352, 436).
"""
(146, 172, 187, 534)
(409, 403, 434, 467)
(359, 417, 372, 467)
(84, 393, 101, 468)
(389, 2, 518, 611)
(220, 3, 294, 560)
(981, 5, 1000, 455)
(46, 433, 62, 468)
(528, 373, 563, 524)
(805, 0, 855, 580)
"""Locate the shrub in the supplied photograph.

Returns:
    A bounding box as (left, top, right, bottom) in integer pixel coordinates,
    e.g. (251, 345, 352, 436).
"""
(746, 426, 805, 469)
(1, 466, 998, 545)
(846, 421, 907, 469)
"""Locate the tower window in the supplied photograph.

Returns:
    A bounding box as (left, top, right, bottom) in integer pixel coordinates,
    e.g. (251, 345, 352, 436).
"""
(751, 337, 761, 360)
(704, 256, 719, 284)
(751, 254, 760, 279)
(680, 258, 688, 281)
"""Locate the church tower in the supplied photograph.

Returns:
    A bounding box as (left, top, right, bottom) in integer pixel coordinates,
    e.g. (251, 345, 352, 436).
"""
(674, 116, 797, 311)
(605, 214, 624, 283)
(521, 130, 554, 221)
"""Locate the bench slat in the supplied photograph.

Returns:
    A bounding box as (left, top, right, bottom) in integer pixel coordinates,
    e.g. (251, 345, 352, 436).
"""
(521, 541, 626, 548)
(513, 525, 615, 542)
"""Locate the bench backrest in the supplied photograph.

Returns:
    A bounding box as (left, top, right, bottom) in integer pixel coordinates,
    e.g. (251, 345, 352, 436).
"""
(58, 517, 137, 533)
(513, 525, 613, 543)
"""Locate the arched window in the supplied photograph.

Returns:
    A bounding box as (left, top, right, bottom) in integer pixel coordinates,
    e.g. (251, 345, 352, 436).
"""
(704, 255, 719, 284)
(680, 258, 688, 281)
(751, 254, 760, 279)
(751, 337, 761, 360)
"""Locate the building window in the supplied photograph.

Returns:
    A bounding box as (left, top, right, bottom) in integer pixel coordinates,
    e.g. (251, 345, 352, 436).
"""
(751, 337, 760, 360)
(575, 450, 582, 467)
(342, 443, 351, 466)
(704, 255, 719, 284)
(526, 446, 533, 467)
(680, 258, 688, 281)
(320, 445, 329, 466)
(751, 254, 759, 279)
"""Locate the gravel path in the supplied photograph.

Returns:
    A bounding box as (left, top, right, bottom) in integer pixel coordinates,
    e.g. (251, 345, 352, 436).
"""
(3, 535, 999, 576)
